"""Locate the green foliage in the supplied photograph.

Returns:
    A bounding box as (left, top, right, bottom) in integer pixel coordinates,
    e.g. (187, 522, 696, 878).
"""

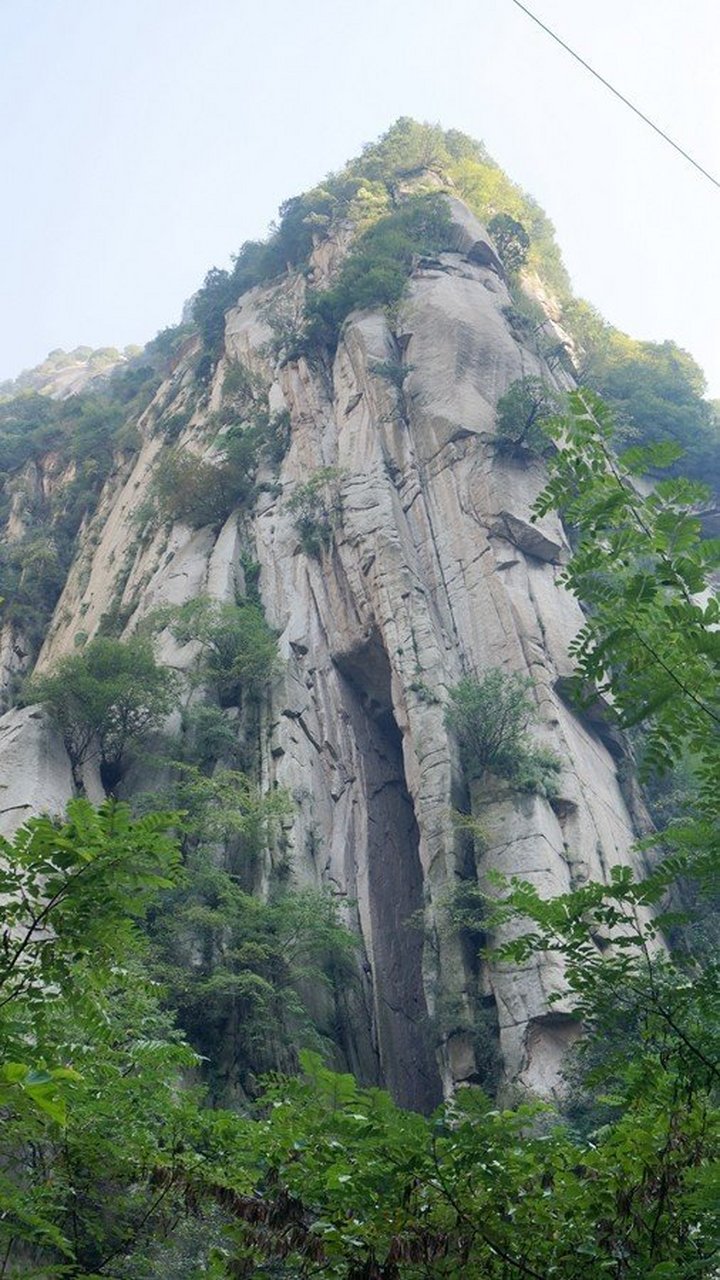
(154, 596, 278, 706)
(155, 404, 193, 441)
(355, 115, 458, 179)
(606, 341, 719, 486)
(150, 860, 355, 1100)
(0, 368, 155, 484)
(371, 358, 412, 391)
(26, 635, 176, 787)
(488, 212, 530, 273)
(192, 191, 338, 359)
(179, 702, 241, 769)
(134, 753, 353, 1100)
(0, 799, 181, 1057)
(0, 362, 160, 658)
(150, 364, 289, 529)
(495, 376, 560, 456)
(193, 266, 238, 356)
(141, 760, 292, 864)
(442, 879, 489, 947)
(152, 440, 255, 529)
(288, 466, 343, 557)
(186, 1047, 717, 1279)
(0, 800, 219, 1277)
(144, 321, 196, 367)
(0, 967, 203, 1277)
(564, 315, 720, 488)
(535, 389, 720, 795)
(305, 193, 454, 349)
(446, 670, 561, 796)
(0, 536, 66, 653)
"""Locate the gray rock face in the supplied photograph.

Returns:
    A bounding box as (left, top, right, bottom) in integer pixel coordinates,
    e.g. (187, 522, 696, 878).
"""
(0, 195, 652, 1102)
(0, 706, 74, 839)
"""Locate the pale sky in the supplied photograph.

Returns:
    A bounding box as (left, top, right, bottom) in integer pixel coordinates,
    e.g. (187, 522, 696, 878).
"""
(2, 0, 719, 393)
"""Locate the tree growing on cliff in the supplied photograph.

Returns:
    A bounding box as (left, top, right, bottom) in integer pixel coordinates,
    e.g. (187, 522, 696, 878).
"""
(152, 596, 278, 706)
(495, 376, 560, 456)
(488, 212, 530, 274)
(27, 635, 176, 788)
(288, 467, 343, 557)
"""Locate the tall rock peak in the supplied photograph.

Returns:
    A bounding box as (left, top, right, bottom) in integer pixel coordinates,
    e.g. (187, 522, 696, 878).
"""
(0, 122, 662, 1105)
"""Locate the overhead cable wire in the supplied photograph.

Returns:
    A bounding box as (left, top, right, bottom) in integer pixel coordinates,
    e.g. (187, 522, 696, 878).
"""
(508, 0, 720, 191)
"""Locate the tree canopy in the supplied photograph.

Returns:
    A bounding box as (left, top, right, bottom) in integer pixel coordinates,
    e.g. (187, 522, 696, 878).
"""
(27, 635, 176, 788)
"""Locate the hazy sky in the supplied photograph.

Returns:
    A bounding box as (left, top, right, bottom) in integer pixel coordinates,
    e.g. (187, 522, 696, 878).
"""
(2, 0, 719, 392)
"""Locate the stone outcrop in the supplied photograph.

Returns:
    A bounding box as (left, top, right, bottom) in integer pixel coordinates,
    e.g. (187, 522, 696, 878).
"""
(0, 197, 651, 1104)
(0, 706, 74, 839)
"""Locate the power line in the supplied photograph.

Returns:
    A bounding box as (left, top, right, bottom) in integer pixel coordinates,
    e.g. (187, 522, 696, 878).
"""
(508, 0, 720, 192)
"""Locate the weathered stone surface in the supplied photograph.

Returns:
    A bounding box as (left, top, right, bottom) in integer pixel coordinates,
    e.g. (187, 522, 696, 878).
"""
(0, 626, 31, 715)
(491, 511, 565, 563)
(0, 705, 74, 838)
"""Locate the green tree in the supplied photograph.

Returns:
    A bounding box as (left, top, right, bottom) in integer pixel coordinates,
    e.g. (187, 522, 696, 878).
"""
(0, 801, 219, 1277)
(152, 440, 256, 529)
(488, 212, 530, 273)
(27, 635, 176, 789)
(562, 323, 720, 490)
(156, 596, 277, 706)
(151, 860, 355, 1102)
(495, 376, 559, 456)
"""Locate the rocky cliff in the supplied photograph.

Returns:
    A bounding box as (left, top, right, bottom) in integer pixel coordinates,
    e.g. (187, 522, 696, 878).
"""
(0, 189, 651, 1108)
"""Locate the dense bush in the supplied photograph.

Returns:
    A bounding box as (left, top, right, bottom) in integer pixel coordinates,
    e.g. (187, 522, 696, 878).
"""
(586, 335, 719, 484)
(152, 442, 255, 529)
(0, 800, 203, 1276)
(0, 366, 156, 484)
(0, 536, 66, 654)
(446, 669, 561, 796)
(151, 360, 290, 529)
(150, 856, 355, 1099)
(136, 759, 353, 1100)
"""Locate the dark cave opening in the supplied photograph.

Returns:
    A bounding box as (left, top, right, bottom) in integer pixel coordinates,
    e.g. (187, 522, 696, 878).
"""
(334, 633, 442, 1112)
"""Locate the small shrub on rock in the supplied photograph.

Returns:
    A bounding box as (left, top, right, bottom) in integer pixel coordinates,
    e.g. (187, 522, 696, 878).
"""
(495, 377, 560, 457)
(446, 669, 561, 796)
(288, 467, 343, 558)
